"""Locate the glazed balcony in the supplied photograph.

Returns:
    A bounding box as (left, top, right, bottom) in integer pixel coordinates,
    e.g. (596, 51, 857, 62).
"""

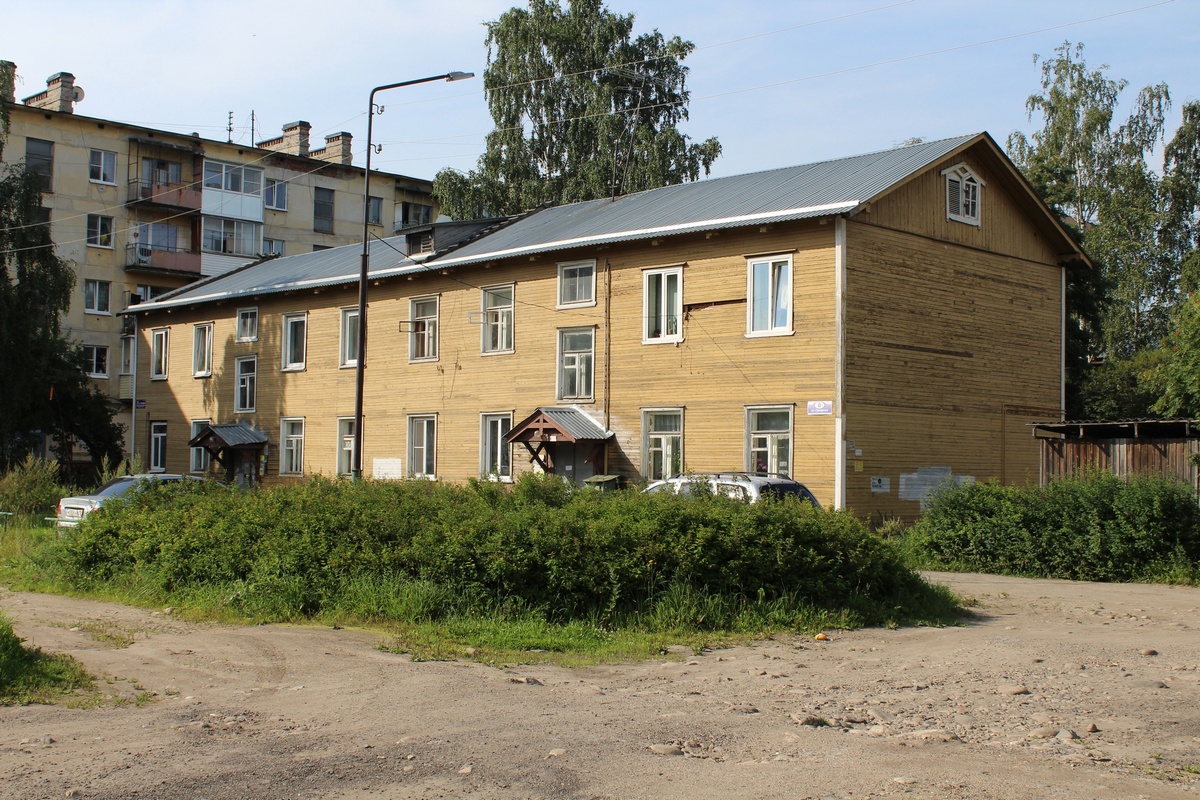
(127, 178, 202, 211)
(126, 243, 201, 275)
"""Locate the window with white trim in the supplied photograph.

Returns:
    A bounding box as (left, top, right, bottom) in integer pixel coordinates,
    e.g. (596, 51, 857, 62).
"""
(943, 163, 982, 226)
(83, 279, 111, 313)
(86, 214, 114, 248)
(643, 409, 683, 480)
(410, 297, 439, 361)
(746, 406, 792, 477)
(202, 217, 261, 256)
(150, 328, 169, 380)
(282, 312, 307, 371)
(262, 238, 285, 256)
(235, 356, 257, 412)
(150, 421, 167, 472)
(237, 308, 258, 342)
(119, 335, 133, 375)
(336, 417, 357, 476)
(643, 267, 682, 343)
(746, 255, 791, 336)
(340, 308, 359, 367)
(203, 160, 262, 195)
(481, 413, 512, 480)
(558, 260, 595, 307)
(280, 418, 305, 476)
(482, 285, 514, 354)
(557, 327, 594, 402)
(193, 323, 213, 377)
(408, 415, 437, 478)
(82, 345, 109, 378)
(88, 149, 116, 185)
(191, 419, 211, 473)
(263, 178, 288, 210)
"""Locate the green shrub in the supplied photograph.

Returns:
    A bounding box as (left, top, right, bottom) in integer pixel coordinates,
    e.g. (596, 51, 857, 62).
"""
(907, 471, 1200, 582)
(0, 455, 72, 515)
(1, 614, 93, 704)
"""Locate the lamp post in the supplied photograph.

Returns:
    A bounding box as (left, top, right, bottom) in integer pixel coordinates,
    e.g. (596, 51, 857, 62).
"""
(352, 71, 474, 479)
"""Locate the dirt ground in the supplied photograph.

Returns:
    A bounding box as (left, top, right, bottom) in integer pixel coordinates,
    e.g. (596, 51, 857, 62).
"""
(2, 572, 1199, 800)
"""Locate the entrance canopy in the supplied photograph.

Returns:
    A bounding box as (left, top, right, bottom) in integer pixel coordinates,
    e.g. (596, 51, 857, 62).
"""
(506, 407, 613, 475)
(188, 422, 269, 486)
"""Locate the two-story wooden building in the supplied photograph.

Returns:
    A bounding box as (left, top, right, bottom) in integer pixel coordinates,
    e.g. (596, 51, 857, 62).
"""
(126, 133, 1089, 519)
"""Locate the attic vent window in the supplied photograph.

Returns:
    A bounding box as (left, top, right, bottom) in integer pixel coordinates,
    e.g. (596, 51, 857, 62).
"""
(942, 163, 982, 226)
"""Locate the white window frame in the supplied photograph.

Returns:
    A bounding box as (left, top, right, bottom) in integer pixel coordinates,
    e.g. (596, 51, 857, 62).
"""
(119, 335, 133, 376)
(643, 409, 683, 481)
(481, 284, 514, 355)
(480, 412, 513, 481)
(83, 278, 111, 314)
(82, 344, 109, 378)
(263, 178, 288, 210)
(408, 415, 437, 479)
(557, 327, 595, 402)
(85, 215, 114, 249)
(280, 418, 305, 476)
(943, 163, 983, 226)
(336, 417, 357, 476)
(557, 260, 596, 308)
(262, 238, 285, 256)
(410, 296, 439, 362)
(202, 217, 262, 256)
(235, 355, 257, 413)
(746, 255, 792, 337)
(150, 421, 168, 473)
(340, 307, 359, 368)
(192, 322, 213, 377)
(643, 266, 683, 344)
(202, 160, 263, 196)
(190, 419, 211, 474)
(150, 327, 169, 380)
(282, 312, 308, 371)
(745, 405, 793, 478)
(88, 149, 117, 185)
(237, 308, 259, 342)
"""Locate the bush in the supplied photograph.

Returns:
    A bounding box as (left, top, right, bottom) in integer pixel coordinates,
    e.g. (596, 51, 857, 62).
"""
(907, 471, 1200, 582)
(0, 455, 72, 514)
(49, 474, 955, 629)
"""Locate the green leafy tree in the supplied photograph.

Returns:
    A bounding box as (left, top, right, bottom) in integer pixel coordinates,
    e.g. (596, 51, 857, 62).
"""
(0, 62, 123, 471)
(433, 0, 721, 219)
(1153, 294, 1200, 417)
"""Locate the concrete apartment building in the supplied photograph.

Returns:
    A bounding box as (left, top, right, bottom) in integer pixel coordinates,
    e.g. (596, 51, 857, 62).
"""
(0, 62, 437, 461)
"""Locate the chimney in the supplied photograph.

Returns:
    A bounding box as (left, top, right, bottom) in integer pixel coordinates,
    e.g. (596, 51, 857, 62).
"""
(23, 71, 77, 113)
(312, 132, 353, 165)
(0, 61, 15, 104)
(257, 120, 310, 157)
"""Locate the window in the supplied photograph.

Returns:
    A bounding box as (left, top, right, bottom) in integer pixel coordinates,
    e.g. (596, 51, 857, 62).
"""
(86, 214, 114, 248)
(82, 345, 109, 378)
(557, 327, 595, 401)
(481, 413, 512, 480)
(336, 417, 357, 476)
(142, 158, 181, 188)
(135, 284, 169, 302)
(264, 178, 288, 210)
(193, 323, 213, 377)
(150, 328, 169, 379)
(202, 160, 262, 195)
(282, 312, 307, 371)
(944, 163, 982, 226)
(280, 418, 305, 476)
(25, 138, 53, 192)
(644, 267, 682, 343)
(119, 335, 133, 375)
(367, 196, 383, 226)
(410, 297, 439, 361)
(88, 149, 116, 184)
(150, 422, 167, 472)
(746, 407, 792, 477)
(747, 255, 792, 336)
(313, 187, 334, 233)
(262, 238, 285, 256)
(400, 202, 433, 227)
(237, 308, 258, 342)
(235, 356, 257, 412)
(202, 217, 261, 256)
(191, 419, 211, 474)
(408, 415, 437, 478)
(340, 308, 359, 367)
(132, 223, 179, 262)
(558, 260, 595, 307)
(481, 285, 514, 354)
(644, 410, 682, 480)
(83, 279, 111, 313)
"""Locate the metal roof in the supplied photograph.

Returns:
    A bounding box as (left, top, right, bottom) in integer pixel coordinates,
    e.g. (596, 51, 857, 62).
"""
(1031, 419, 1200, 439)
(538, 407, 613, 441)
(190, 422, 270, 448)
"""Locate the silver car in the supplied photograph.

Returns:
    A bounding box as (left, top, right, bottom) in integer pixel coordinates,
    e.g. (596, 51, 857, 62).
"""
(643, 473, 821, 508)
(55, 473, 190, 527)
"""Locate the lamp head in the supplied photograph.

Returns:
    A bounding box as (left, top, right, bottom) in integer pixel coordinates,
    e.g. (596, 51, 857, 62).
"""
(446, 71, 475, 82)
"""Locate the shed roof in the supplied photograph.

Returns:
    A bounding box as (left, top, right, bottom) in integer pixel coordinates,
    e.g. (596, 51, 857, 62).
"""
(1031, 419, 1200, 439)
(189, 422, 270, 449)
(507, 407, 613, 444)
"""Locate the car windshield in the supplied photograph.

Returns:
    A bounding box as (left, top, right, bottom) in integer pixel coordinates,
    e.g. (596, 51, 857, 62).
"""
(92, 477, 138, 499)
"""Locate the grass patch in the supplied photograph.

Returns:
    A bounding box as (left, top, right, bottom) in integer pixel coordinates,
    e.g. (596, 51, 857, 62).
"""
(59, 618, 144, 649)
(0, 614, 94, 705)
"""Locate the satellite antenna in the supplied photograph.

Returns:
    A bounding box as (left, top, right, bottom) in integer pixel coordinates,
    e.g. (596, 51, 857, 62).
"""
(71, 86, 85, 103)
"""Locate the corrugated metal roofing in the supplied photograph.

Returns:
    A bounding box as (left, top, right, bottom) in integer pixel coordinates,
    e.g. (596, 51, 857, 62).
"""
(538, 407, 613, 441)
(195, 422, 269, 447)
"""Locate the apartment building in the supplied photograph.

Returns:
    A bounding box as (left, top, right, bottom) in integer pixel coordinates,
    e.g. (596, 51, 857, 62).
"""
(0, 62, 436, 459)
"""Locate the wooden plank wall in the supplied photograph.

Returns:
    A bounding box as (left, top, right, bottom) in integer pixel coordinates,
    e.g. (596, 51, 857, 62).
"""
(1041, 438, 1200, 489)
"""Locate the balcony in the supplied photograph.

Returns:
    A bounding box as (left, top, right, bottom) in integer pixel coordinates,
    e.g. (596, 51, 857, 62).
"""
(118, 374, 134, 401)
(126, 243, 201, 276)
(127, 179, 202, 211)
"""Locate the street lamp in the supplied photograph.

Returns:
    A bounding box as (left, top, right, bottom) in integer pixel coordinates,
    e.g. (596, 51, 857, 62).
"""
(352, 71, 474, 479)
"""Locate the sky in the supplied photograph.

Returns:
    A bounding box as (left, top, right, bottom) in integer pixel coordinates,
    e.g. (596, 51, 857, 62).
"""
(3, 0, 1197, 182)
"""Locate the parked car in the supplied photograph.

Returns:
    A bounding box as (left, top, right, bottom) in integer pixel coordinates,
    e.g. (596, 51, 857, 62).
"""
(642, 473, 822, 508)
(54, 473, 193, 527)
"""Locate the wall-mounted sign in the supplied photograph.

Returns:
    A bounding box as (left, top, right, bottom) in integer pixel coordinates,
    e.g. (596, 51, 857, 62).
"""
(806, 400, 833, 415)
(870, 476, 891, 493)
(134, 399, 146, 409)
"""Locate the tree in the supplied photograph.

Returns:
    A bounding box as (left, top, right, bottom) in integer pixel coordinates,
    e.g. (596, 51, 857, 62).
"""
(0, 62, 123, 471)
(433, 0, 721, 219)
